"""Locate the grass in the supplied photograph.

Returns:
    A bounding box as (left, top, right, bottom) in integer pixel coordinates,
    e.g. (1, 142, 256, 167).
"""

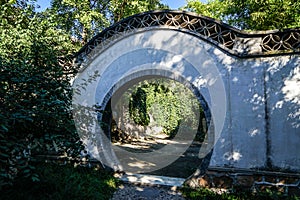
(0, 163, 119, 200)
(181, 186, 299, 200)
(1, 162, 299, 200)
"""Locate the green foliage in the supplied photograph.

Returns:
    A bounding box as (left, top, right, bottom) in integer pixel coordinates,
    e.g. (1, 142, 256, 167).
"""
(49, 0, 168, 44)
(111, 0, 168, 22)
(129, 87, 150, 126)
(181, 186, 299, 200)
(49, 0, 111, 45)
(0, 1, 81, 187)
(185, 0, 300, 30)
(185, 0, 229, 20)
(128, 79, 202, 137)
(0, 163, 118, 200)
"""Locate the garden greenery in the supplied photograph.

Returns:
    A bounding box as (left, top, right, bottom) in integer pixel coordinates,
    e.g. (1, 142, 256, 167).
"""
(128, 79, 203, 138)
(0, 1, 80, 187)
(185, 0, 300, 30)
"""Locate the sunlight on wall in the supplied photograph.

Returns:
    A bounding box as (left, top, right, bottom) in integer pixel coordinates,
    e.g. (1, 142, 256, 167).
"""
(283, 66, 300, 105)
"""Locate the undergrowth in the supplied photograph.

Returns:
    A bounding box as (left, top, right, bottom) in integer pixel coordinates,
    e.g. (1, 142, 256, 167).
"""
(181, 186, 299, 200)
(0, 163, 118, 200)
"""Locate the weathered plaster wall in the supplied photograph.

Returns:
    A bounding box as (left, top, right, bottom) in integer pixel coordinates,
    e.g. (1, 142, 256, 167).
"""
(73, 28, 300, 173)
(207, 44, 300, 171)
(265, 56, 300, 171)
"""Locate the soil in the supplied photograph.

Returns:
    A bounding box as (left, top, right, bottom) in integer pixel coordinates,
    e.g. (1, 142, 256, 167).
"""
(112, 133, 203, 178)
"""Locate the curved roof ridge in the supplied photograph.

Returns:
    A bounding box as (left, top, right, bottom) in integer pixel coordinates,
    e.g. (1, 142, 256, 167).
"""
(76, 10, 300, 65)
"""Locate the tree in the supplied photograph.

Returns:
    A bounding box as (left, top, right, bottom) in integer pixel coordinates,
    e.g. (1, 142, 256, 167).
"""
(49, 0, 167, 45)
(0, 0, 81, 187)
(184, 0, 229, 20)
(185, 0, 300, 30)
(49, 0, 111, 45)
(111, 0, 167, 22)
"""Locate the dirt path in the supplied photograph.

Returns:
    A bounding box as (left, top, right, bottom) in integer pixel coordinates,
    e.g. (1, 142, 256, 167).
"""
(113, 134, 203, 178)
(110, 183, 186, 200)
(110, 134, 204, 199)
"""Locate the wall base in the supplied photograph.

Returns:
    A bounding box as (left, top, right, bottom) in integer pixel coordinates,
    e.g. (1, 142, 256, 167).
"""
(186, 167, 300, 196)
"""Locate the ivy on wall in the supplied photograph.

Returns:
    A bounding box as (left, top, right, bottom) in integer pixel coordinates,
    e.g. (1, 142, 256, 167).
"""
(128, 78, 203, 137)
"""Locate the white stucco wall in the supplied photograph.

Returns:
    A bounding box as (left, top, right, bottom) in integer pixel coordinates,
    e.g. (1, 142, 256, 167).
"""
(264, 56, 300, 170)
(73, 28, 300, 172)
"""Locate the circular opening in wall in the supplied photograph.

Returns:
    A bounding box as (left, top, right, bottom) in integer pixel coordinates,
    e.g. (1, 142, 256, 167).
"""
(100, 76, 210, 178)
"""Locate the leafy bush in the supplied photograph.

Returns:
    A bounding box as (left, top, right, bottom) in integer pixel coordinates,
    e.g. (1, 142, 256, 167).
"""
(181, 186, 299, 200)
(0, 2, 81, 187)
(0, 163, 118, 200)
(128, 79, 203, 137)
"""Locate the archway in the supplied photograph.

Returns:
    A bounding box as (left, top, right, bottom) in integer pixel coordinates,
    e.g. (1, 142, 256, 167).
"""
(99, 72, 212, 178)
(72, 26, 224, 178)
(72, 11, 300, 185)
